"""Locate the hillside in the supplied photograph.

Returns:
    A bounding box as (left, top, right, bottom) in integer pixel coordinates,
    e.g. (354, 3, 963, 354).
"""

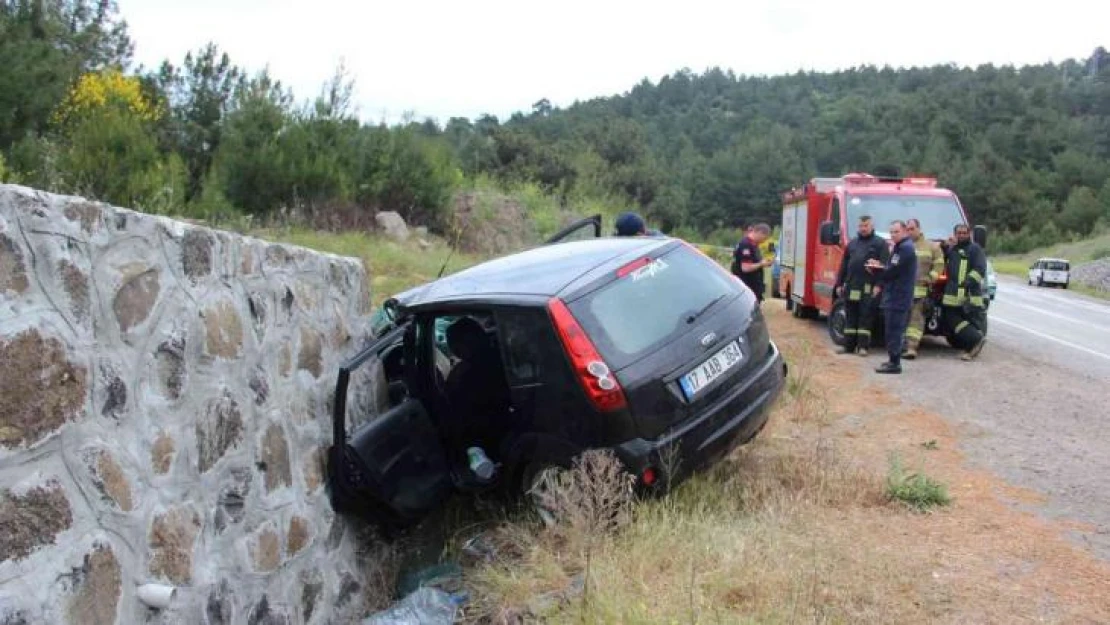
(468, 52, 1110, 244)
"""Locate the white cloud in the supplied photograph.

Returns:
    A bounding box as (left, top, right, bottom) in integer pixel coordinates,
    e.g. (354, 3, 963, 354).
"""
(120, 0, 1110, 123)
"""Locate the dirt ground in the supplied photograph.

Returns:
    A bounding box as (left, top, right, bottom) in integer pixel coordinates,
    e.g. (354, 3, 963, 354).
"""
(764, 305, 1110, 622)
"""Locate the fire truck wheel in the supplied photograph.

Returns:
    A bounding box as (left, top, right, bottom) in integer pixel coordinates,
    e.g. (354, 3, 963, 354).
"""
(827, 300, 848, 346)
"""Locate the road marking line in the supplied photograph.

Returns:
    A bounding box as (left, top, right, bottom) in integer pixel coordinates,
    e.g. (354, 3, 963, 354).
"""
(990, 316, 1110, 362)
(995, 300, 1109, 332)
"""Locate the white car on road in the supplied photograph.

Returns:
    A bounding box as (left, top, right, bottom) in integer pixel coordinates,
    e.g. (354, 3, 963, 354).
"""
(1028, 258, 1071, 288)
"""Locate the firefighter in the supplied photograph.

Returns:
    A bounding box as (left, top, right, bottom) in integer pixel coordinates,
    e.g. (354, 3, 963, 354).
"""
(834, 215, 889, 355)
(902, 218, 944, 359)
(942, 224, 988, 360)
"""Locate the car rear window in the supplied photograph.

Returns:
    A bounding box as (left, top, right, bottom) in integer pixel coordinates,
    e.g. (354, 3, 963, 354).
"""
(568, 245, 742, 369)
(1046, 261, 1068, 271)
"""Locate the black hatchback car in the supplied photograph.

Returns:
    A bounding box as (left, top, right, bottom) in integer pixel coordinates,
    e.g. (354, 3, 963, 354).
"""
(328, 217, 787, 530)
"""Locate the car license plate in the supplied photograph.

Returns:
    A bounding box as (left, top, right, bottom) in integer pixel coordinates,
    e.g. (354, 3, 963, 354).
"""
(679, 340, 743, 399)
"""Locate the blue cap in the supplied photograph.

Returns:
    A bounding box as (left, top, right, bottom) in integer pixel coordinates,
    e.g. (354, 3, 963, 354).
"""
(615, 212, 646, 236)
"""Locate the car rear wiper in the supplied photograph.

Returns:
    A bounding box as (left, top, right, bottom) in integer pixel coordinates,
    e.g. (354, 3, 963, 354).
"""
(686, 294, 727, 324)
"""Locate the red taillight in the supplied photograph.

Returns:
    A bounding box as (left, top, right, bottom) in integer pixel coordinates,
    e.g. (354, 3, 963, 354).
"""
(547, 298, 627, 412)
(641, 467, 658, 486)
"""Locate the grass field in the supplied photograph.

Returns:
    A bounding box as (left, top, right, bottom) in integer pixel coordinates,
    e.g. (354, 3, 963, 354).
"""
(256, 227, 486, 308)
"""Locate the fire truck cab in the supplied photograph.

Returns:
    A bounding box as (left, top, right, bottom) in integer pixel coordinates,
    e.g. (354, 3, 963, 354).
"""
(778, 172, 987, 345)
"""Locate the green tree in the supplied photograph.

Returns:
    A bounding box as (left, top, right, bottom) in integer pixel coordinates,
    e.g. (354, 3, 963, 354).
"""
(153, 43, 244, 201)
(1058, 186, 1102, 235)
(0, 0, 132, 148)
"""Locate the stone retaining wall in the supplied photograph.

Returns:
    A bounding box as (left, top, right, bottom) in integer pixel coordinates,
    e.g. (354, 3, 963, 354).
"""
(0, 184, 381, 624)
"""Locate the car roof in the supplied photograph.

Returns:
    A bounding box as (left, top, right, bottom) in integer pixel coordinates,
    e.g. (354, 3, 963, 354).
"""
(1037, 257, 1069, 263)
(392, 236, 672, 309)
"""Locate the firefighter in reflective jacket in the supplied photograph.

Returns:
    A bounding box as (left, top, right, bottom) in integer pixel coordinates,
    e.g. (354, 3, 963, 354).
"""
(834, 215, 889, 355)
(942, 223, 988, 360)
(902, 218, 944, 359)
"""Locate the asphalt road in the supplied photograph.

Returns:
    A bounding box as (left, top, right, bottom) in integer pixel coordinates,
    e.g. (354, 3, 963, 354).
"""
(864, 274, 1110, 560)
(986, 275, 1110, 380)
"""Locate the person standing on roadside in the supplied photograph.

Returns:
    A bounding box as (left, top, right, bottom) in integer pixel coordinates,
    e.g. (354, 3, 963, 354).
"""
(902, 218, 944, 359)
(834, 215, 888, 356)
(942, 223, 988, 361)
(732, 223, 773, 303)
(867, 220, 917, 374)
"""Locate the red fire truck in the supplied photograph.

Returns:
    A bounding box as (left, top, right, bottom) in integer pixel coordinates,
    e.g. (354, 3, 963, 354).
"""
(777, 172, 987, 345)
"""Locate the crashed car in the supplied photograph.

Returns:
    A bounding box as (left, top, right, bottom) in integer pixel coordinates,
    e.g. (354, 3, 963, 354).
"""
(328, 216, 788, 530)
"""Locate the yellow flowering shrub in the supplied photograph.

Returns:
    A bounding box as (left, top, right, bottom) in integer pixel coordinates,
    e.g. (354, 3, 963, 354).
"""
(53, 68, 160, 127)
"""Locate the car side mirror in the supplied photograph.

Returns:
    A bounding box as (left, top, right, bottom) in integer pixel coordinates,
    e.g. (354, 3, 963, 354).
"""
(973, 225, 988, 248)
(819, 221, 840, 245)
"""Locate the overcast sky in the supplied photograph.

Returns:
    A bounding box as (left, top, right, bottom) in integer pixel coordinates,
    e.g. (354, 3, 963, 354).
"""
(122, 0, 1110, 124)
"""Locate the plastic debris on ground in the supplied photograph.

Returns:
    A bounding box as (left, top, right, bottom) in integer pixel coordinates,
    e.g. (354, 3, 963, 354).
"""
(363, 587, 464, 625)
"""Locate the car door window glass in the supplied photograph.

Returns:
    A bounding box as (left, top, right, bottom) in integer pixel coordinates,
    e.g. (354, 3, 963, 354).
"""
(495, 308, 548, 386)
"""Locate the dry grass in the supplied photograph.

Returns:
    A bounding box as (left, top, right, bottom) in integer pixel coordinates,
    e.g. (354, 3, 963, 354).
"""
(453, 307, 1110, 624)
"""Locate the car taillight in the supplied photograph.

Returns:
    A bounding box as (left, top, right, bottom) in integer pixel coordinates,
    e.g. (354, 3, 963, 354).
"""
(547, 298, 627, 412)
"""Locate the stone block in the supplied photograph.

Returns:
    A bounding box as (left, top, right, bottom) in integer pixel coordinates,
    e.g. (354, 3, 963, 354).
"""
(88, 450, 134, 512)
(59, 260, 89, 321)
(260, 424, 291, 492)
(155, 333, 187, 400)
(299, 569, 323, 624)
(214, 468, 251, 533)
(278, 344, 292, 378)
(66, 543, 121, 625)
(0, 330, 87, 449)
(251, 526, 282, 573)
(113, 266, 160, 332)
(63, 201, 101, 233)
(247, 595, 290, 625)
(206, 579, 234, 625)
(151, 433, 175, 474)
(183, 229, 213, 280)
(302, 446, 325, 494)
(196, 393, 243, 473)
(249, 367, 270, 406)
(149, 506, 200, 584)
(0, 480, 73, 562)
(286, 516, 310, 556)
(204, 300, 244, 359)
(297, 328, 322, 378)
(0, 231, 29, 294)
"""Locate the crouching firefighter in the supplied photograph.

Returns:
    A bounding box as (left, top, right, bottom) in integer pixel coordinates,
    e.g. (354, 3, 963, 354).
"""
(942, 224, 988, 361)
(902, 218, 944, 360)
(834, 215, 889, 355)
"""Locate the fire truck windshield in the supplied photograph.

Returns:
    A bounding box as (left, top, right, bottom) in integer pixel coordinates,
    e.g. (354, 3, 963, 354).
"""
(846, 194, 965, 241)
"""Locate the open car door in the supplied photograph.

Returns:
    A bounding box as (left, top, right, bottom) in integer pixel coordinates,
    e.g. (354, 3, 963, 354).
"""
(544, 214, 602, 244)
(327, 322, 452, 532)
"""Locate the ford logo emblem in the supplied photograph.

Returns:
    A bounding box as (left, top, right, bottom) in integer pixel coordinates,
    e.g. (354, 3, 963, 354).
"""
(700, 332, 717, 348)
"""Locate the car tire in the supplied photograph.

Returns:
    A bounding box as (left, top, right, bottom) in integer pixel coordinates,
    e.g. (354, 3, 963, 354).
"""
(828, 299, 848, 346)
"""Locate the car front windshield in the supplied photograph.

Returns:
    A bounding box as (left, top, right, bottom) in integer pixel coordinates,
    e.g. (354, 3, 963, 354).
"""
(846, 194, 965, 241)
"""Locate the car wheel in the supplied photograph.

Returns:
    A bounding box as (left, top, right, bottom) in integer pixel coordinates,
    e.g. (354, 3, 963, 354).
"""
(827, 300, 848, 346)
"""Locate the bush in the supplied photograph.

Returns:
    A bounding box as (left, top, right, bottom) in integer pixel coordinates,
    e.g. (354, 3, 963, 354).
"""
(886, 455, 951, 512)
